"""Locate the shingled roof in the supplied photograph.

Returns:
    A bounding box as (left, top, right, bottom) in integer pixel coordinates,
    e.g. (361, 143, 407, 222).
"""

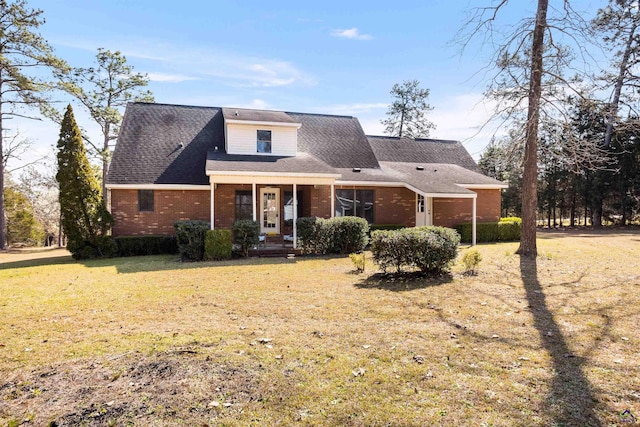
(107, 103, 223, 185)
(288, 112, 380, 169)
(367, 135, 480, 172)
(108, 103, 498, 190)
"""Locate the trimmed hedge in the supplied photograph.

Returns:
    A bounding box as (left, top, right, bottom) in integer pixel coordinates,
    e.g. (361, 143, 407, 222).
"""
(174, 220, 210, 261)
(233, 220, 260, 257)
(370, 226, 460, 274)
(454, 217, 522, 243)
(114, 235, 177, 257)
(296, 216, 369, 254)
(205, 229, 233, 260)
(69, 235, 118, 260)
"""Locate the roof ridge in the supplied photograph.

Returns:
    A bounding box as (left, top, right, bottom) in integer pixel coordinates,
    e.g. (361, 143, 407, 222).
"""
(131, 101, 221, 110)
(285, 111, 354, 119)
(367, 135, 460, 144)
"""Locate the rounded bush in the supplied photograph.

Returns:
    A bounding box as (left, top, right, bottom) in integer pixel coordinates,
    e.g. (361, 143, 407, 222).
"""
(233, 220, 260, 257)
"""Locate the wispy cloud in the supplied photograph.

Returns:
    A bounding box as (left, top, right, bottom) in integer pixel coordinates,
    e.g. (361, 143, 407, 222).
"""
(146, 72, 199, 83)
(331, 27, 373, 40)
(52, 36, 314, 88)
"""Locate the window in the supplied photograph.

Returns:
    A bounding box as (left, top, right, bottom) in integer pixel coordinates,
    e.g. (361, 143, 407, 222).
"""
(417, 194, 425, 213)
(138, 189, 154, 212)
(284, 191, 303, 225)
(335, 189, 374, 223)
(257, 130, 272, 153)
(235, 190, 253, 221)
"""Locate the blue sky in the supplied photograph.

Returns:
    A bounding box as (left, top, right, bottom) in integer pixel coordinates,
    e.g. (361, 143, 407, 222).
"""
(12, 0, 603, 170)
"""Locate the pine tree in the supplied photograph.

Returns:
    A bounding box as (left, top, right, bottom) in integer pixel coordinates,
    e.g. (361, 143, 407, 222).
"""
(56, 105, 114, 259)
(0, 0, 68, 250)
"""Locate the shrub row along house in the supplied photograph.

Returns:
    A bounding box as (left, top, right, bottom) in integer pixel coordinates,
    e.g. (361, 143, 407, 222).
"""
(106, 103, 506, 246)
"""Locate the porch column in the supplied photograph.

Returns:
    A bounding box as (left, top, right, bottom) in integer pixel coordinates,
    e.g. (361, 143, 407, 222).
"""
(210, 182, 215, 230)
(472, 196, 477, 246)
(330, 183, 335, 218)
(252, 183, 257, 222)
(293, 183, 297, 249)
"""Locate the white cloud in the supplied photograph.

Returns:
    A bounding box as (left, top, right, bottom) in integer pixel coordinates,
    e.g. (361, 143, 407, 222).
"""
(146, 72, 199, 83)
(331, 28, 373, 40)
(237, 99, 270, 110)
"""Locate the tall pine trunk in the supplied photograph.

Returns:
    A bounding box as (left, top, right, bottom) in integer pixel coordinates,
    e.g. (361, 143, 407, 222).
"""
(517, 0, 548, 257)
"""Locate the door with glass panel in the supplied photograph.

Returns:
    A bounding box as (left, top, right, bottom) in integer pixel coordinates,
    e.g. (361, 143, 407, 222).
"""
(260, 188, 280, 234)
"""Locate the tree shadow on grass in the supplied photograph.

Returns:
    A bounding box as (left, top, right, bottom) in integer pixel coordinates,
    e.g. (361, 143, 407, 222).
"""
(355, 271, 453, 292)
(520, 256, 602, 427)
(0, 254, 74, 270)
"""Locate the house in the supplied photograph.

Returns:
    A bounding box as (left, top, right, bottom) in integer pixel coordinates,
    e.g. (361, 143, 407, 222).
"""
(106, 103, 507, 246)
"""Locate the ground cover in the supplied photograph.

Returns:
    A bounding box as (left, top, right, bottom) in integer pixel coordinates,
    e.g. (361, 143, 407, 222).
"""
(0, 229, 638, 426)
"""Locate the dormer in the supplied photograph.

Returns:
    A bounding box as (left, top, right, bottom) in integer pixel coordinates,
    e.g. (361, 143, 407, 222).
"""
(222, 108, 302, 156)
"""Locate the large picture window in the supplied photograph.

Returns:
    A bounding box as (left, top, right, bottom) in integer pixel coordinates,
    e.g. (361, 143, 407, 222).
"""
(235, 190, 253, 221)
(335, 189, 374, 223)
(138, 189, 154, 212)
(257, 130, 272, 153)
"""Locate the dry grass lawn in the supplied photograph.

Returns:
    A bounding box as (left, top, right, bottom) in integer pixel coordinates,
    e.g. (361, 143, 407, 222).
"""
(0, 229, 638, 426)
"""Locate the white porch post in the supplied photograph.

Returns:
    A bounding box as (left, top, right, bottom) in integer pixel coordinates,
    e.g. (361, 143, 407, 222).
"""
(252, 183, 257, 222)
(293, 183, 297, 249)
(472, 196, 477, 246)
(210, 182, 215, 230)
(330, 183, 335, 218)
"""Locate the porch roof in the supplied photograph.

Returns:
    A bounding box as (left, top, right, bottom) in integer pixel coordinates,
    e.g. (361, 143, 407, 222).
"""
(336, 162, 506, 195)
(205, 150, 338, 176)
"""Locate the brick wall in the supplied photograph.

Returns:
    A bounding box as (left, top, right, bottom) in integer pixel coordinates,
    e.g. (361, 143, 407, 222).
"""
(111, 189, 210, 236)
(432, 189, 501, 228)
(334, 185, 415, 226)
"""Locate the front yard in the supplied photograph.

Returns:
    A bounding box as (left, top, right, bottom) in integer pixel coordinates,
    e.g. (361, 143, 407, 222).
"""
(0, 229, 638, 426)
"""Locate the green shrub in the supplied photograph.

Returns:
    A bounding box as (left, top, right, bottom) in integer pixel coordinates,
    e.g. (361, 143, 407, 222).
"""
(454, 217, 522, 243)
(498, 217, 521, 241)
(114, 235, 177, 257)
(69, 235, 118, 260)
(296, 216, 369, 254)
(371, 226, 460, 274)
(233, 220, 260, 257)
(174, 220, 210, 261)
(205, 229, 232, 260)
(296, 217, 328, 254)
(461, 249, 482, 275)
(324, 216, 369, 254)
(369, 224, 406, 235)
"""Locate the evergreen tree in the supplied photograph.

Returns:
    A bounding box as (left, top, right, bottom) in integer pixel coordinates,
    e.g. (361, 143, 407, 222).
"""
(56, 105, 114, 259)
(381, 79, 435, 138)
(4, 185, 43, 246)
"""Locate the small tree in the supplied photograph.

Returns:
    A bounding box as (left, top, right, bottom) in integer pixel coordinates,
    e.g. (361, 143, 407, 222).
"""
(4, 185, 44, 246)
(381, 79, 435, 138)
(56, 105, 113, 259)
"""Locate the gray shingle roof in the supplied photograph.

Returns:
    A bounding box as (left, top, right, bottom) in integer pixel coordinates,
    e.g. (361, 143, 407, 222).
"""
(107, 103, 223, 185)
(337, 162, 504, 195)
(368, 135, 480, 172)
(222, 107, 298, 124)
(288, 112, 380, 169)
(108, 103, 500, 194)
(206, 151, 337, 175)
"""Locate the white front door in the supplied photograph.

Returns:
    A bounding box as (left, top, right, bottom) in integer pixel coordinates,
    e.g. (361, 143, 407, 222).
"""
(260, 188, 280, 234)
(416, 194, 433, 227)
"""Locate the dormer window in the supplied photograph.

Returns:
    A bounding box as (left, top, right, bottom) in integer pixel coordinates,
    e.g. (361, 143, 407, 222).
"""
(257, 130, 272, 153)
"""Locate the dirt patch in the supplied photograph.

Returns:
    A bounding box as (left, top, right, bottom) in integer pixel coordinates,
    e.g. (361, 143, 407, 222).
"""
(0, 350, 262, 426)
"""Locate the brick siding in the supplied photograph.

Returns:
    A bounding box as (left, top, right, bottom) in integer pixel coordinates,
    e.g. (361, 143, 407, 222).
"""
(111, 189, 210, 236)
(432, 189, 501, 228)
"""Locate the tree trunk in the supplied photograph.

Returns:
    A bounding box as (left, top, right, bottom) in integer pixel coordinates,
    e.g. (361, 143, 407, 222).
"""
(0, 77, 6, 250)
(605, 21, 637, 147)
(102, 122, 110, 204)
(517, 0, 548, 257)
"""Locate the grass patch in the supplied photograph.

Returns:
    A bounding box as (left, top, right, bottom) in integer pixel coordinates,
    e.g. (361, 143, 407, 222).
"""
(0, 230, 639, 426)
